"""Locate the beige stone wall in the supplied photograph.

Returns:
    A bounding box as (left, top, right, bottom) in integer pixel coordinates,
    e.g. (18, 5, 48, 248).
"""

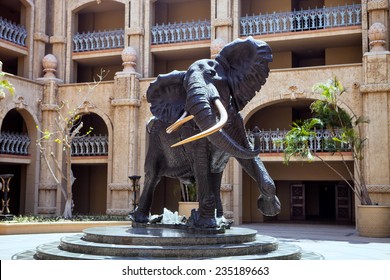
(1, 0, 390, 224)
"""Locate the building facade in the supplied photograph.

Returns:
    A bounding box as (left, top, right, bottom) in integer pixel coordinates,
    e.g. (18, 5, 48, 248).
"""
(0, 0, 389, 225)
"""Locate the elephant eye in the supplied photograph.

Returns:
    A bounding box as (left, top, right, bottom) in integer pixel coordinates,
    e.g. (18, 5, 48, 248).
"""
(207, 61, 215, 67)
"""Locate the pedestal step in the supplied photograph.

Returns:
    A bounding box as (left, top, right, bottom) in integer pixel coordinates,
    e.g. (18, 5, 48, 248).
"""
(12, 226, 324, 260)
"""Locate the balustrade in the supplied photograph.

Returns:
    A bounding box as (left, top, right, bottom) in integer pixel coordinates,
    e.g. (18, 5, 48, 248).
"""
(0, 132, 30, 155)
(71, 135, 108, 156)
(0, 17, 27, 47)
(240, 4, 361, 36)
(73, 29, 124, 52)
(247, 128, 351, 154)
(151, 20, 211, 45)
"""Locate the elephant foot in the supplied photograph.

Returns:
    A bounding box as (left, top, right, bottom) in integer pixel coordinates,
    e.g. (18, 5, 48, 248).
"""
(187, 209, 217, 229)
(128, 208, 150, 223)
(257, 195, 281, 216)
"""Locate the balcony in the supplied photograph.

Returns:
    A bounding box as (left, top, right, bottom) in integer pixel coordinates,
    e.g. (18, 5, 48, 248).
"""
(71, 135, 108, 157)
(0, 17, 27, 47)
(151, 20, 211, 45)
(73, 29, 125, 52)
(0, 132, 30, 156)
(247, 128, 351, 154)
(240, 4, 361, 36)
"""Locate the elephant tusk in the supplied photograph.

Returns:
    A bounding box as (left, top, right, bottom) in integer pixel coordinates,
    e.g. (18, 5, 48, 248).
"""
(171, 99, 227, 148)
(166, 112, 194, 134)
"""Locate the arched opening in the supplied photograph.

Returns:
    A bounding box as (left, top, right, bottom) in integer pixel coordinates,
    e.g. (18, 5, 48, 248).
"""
(0, 108, 36, 215)
(151, 0, 211, 76)
(71, 112, 109, 215)
(0, 0, 30, 77)
(72, 0, 125, 82)
(242, 99, 354, 224)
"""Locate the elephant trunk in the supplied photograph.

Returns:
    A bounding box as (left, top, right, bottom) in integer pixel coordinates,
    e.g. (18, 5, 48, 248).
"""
(181, 80, 259, 159)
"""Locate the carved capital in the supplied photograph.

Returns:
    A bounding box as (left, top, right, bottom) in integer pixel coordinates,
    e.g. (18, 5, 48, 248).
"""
(367, 0, 389, 11)
(126, 27, 145, 36)
(49, 36, 66, 44)
(360, 83, 390, 93)
(367, 185, 390, 193)
(33, 32, 49, 43)
(108, 183, 132, 191)
(220, 184, 233, 192)
(212, 18, 233, 27)
(111, 98, 141, 107)
(39, 183, 60, 190)
(40, 103, 59, 111)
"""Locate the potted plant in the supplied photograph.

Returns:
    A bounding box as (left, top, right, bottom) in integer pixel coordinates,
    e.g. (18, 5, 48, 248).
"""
(178, 183, 199, 218)
(281, 77, 390, 237)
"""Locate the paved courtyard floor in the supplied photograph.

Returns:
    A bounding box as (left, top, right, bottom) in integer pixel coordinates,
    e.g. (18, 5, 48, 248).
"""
(0, 222, 389, 260)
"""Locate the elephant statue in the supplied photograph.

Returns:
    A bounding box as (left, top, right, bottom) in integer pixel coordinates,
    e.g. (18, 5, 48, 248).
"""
(131, 37, 281, 228)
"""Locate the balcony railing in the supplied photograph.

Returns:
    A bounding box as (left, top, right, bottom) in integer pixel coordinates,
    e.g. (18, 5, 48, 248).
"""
(73, 29, 125, 52)
(151, 20, 211, 45)
(71, 135, 108, 156)
(240, 4, 361, 36)
(0, 132, 30, 155)
(0, 17, 27, 47)
(247, 128, 351, 154)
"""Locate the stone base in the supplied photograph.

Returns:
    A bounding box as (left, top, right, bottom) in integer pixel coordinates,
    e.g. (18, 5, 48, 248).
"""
(12, 225, 324, 260)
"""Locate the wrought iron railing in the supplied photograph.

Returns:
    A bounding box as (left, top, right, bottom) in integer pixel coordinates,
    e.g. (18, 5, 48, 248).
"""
(0, 132, 30, 155)
(151, 20, 211, 45)
(247, 128, 351, 154)
(73, 29, 125, 52)
(71, 135, 108, 156)
(0, 17, 27, 47)
(240, 4, 361, 36)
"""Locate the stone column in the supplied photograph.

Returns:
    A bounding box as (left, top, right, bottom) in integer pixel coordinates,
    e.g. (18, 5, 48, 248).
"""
(361, 5, 390, 204)
(50, 0, 66, 81)
(211, 0, 233, 42)
(32, 0, 48, 80)
(126, 0, 145, 75)
(107, 47, 142, 215)
(36, 54, 63, 215)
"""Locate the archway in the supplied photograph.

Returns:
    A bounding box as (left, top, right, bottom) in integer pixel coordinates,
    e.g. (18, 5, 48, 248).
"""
(71, 112, 109, 215)
(242, 99, 354, 224)
(0, 108, 37, 215)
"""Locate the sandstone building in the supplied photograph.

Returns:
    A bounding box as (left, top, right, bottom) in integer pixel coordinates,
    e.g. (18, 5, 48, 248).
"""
(0, 0, 389, 225)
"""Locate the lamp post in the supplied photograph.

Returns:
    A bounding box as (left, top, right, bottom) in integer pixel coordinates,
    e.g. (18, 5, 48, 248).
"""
(0, 174, 14, 220)
(128, 175, 141, 210)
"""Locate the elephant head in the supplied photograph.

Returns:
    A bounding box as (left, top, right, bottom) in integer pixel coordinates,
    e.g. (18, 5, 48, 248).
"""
(147, 37, 272, 158)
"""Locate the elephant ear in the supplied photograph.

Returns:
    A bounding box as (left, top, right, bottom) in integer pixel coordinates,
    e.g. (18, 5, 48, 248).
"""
(215, 36, 272, 111)
(147, 70, 187, 123)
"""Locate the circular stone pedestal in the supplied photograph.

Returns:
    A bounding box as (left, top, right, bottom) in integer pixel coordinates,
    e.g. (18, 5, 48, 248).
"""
(12, 225, 324, 260)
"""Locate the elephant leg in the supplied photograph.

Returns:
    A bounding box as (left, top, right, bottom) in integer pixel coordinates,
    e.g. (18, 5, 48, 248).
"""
(132, 172, 161, 223)
(237, 157, 281, 216)
(190, 141, 217, 228)
(211, 172, 224, 218)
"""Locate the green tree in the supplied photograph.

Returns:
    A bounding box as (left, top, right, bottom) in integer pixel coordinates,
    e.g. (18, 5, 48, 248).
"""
(0, 61, 15, 98)
(282, 77, 372, 205)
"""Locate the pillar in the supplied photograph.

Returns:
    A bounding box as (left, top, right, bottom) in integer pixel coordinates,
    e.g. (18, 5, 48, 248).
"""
(127, 0, 145, 76)
(107, 47, 141, 215)
(36, 54, 63, 215)
(361, 1, 390, 203)
(212, 0, 234, 42)
(32, 0, 48, 80)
